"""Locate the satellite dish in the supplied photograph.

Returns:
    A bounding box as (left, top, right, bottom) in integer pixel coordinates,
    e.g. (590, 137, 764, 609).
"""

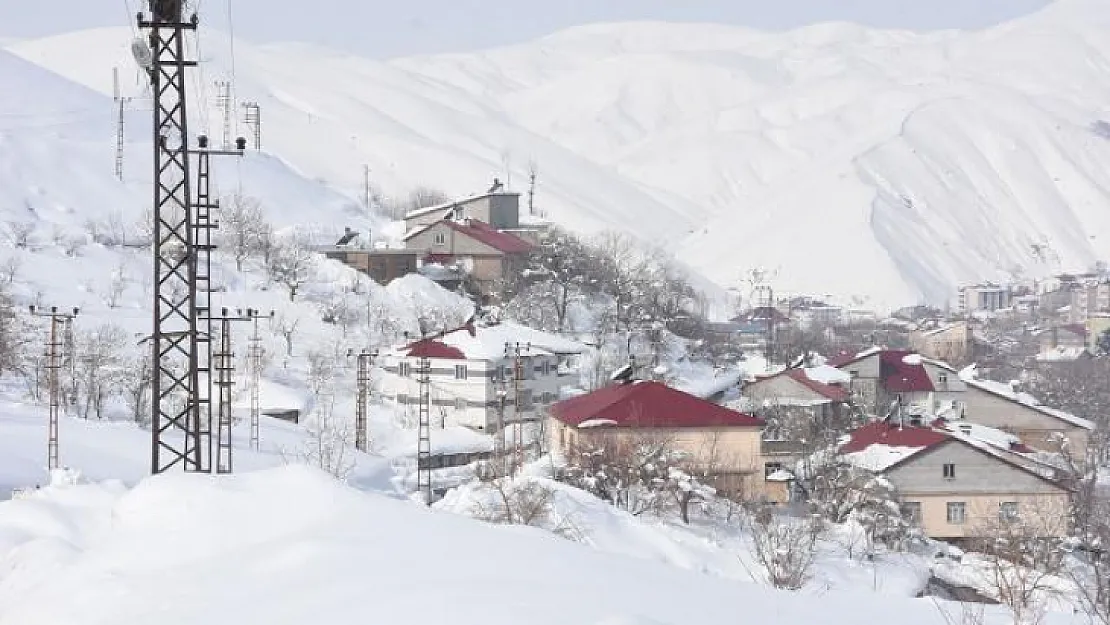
(131, 38, 154, 70)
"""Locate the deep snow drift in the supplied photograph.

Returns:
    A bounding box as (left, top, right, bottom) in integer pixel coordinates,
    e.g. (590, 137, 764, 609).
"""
(7, 0, 1110, 307)
(0, 466, 1075, 625)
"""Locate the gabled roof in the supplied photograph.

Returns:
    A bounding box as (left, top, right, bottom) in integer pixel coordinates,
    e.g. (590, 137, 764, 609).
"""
(393, 321, 585, 361)
(840, 420, 1064, 485)
(879, 350, 935, 392)
(958, 366, 1094, 430)
(403, 191, 521, 221)
(551, 381, 765, 429)
(750, 367, 849, 403)
(403, 218, 534, 255)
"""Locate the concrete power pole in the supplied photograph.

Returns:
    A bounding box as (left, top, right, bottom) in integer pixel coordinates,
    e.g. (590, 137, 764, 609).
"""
(247, 309, 273, 451)
(29, 305, 79, 471)
(112, 68, 131, 181)
(352, 348, 378, 453)
(416, 356, 433, 504)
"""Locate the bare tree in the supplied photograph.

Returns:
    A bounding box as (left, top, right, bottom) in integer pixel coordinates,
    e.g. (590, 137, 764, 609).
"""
(106, 260, 130, 309)
(218, 194, 270, 271)
(305, 349, 335, 396)
(747, 507, 822, 590)
(1, 255, 22, 285)
(970, 506, 1069, 625)
(272, 313, 301, 359)
(266, 236, 316, 301)
(556, 428, 680, 517)
(0, 285, 29, 379)
(74, 324, 128, 420)
(470, 475, 581, 540)
(294, 396, 354, 481)
(119, 352, 153, 426)
(6, 221, 34, 249)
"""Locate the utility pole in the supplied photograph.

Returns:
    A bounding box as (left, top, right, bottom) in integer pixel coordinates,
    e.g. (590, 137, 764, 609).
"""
(504, 341, 531, 475)
(241, 101, 261, 150)
(362, 164, 371, 212)
(29, 305, 79, 471)
(138, 0, 205, 474)
(215, 80, 233, 150)
(112, 68, 131, 181)
(62, 316, 77, 413)
(527, 160, 537, 217)
(753, 283, 776, 363)
(212, 307, 251, 474)
(351, 347, 378, 453)
(247, 309, 273, 451)
(416, 356, 432, 504)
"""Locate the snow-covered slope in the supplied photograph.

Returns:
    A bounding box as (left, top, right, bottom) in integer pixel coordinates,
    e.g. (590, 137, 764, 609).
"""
(9, 0, 1110, 307)
(0, 465, 1072, 625)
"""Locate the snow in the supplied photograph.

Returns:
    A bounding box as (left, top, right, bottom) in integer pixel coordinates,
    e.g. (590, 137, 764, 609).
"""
(0, 465, 1004, 625)
(577, 418, 620, 429)
(901, 354, 924, 366)
(939, 421, 1021, 451)
(958, 365, 1094, 430)
(399, 321, 587, 360)
(6, 0, 1110, 308)
(1035, 346, 1089, 362)
(804, 364, 852, 385)
(842, 443, 927, 472)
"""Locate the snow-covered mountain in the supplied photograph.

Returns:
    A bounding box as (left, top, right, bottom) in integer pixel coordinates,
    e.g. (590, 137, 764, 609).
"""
(6, 0, 1110, 307)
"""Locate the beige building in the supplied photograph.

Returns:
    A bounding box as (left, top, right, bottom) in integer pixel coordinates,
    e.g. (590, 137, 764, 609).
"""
(909, 322, 972, 364)
(958, 372, 1093, 462)
(1087, 314, 1110, 353)
(404, 218, 533, 286)
(549, 380, 776, 501)
(841, 420, 1070, 540)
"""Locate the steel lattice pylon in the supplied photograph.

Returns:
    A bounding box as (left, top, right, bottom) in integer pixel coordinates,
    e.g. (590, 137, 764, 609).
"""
(140, 1, 204, 473)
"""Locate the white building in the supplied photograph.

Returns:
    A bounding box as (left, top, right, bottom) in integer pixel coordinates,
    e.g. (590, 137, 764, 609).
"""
(380, 321, 586, 432)
(958, 283, 1013, 314)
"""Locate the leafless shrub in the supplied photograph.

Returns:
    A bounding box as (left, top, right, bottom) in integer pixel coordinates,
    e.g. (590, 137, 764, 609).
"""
(747, 507, 822, 590)
(471, 475, 582, 541)
(6, 221, 34, 249)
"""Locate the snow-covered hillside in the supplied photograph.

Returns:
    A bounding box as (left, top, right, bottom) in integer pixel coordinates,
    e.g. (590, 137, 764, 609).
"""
(8, 0, 1110, 307)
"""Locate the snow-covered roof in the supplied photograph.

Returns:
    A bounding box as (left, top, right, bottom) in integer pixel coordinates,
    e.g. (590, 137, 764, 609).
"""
(919, 323, 964, 338)
(391, 321, 586, 361)
(402, 191, 520, 221)
(959, 365, 1094, 430)
(1035, 346, 1090, 363)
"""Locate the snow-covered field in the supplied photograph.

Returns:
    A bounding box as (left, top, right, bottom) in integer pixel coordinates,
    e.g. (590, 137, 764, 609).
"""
(6, 0, 1110, 306)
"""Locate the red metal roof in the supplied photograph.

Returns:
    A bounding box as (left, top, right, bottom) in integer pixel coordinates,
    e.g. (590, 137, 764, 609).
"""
(447, 219, 534, 254)
(879, 350, 935, 392)
(839, 420, 949, 454)
(402, 339, 466, 360)
(785, 369, 850, 401)
(826, 350, 863, 367)
(551, 381, 765, 429)
(1060, 323, 1089, 338)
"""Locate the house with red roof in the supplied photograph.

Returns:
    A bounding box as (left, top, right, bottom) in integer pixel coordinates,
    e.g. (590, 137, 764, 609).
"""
(381, 321, 586, 433)
(549, 380, 780, 501)
(839, 419, 1070, 540)
(830, 349, 967, 418)
(404, 217, 534, 289)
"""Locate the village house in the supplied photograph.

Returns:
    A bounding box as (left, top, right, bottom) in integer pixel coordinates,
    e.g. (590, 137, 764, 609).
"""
(840, 419, 1071, 540)
(909, 321, 972, 364)
(380, 321, 585, 434)
(957, 367, 1093, 462)
(402, 183, 546, 244)
(829, 349, 967, 418)
(743, 365, 852, 431)
(403, 218, 533, 289)
(548, 379, 781, 502)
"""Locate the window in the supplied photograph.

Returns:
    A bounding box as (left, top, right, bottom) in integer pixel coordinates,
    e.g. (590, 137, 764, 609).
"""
(433, 232, 446, 246)
(396, 393, 408, 406)
(943, 463, 956, 479)
(946, 502, 967, 524)
(455, 398, 466, 412)
(849, 370, 859, 378)
(454, 364, 468, 380)
(398, 362, 411, 377)
(938, 372, 949, 386)
(521, 389, 534, 410)
(902, 502, 922, 524)
(764, 462, 784, 479)
(999, 502, 1019, 523)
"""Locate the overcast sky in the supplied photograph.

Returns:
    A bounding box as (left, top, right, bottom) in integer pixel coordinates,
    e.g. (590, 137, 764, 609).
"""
(1, 0, 1052, 58)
